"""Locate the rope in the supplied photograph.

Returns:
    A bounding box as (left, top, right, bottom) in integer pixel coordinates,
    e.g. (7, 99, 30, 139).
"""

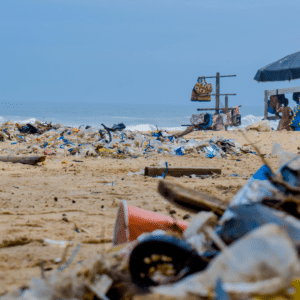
(58, 243, 82, 272)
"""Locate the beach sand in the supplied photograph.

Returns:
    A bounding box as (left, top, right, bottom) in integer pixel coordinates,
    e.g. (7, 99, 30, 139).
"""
(0, 129, 299, 296)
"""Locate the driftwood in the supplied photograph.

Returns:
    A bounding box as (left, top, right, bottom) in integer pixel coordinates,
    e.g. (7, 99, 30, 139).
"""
(172, 125, 195, 138)
(145, 166, 221, 177)
(0, 156, 46, 165)
(158, 180, 227, 216)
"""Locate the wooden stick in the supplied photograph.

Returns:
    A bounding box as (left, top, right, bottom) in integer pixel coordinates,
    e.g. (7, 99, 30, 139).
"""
(145, 167, 221, 178)
(172, 125, 195, 138)
(199, 75, 236, 79)
(0, 156, 46, 165)
(196, 105, 241, 111)
(158, 180, 227, 216)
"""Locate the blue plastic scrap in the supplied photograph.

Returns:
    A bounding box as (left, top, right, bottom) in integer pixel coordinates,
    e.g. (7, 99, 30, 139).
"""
(152, 131, 163, 138)
(268, 100, 277, 114)
(63, 139, 75, 146)
(230, 174, 240, 177)
(175, 147, 184, 156)
(205, 146, 216, 158)
(252, 164, 271, 180)
(201, 114, 213, 129)
(217, 203, 300, 245)
(215, 278, 230, 300)
(162, 162, 168, 179)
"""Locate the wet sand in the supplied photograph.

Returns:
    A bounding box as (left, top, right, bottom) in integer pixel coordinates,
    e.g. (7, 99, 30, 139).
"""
(0, 130, 299, 295)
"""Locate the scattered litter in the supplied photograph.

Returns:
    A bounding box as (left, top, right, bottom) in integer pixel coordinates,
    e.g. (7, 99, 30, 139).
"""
(54, 258, 62, 264)
(44, 239, 72, 248)
(58, 243, 82, 272)
(0, 121, 257, 160)
(127, 168, 144, 176)
(6, 135, 300, 300)
(153, 224, 300, 298)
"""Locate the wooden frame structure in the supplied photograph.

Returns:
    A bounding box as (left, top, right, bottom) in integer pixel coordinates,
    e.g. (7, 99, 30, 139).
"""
(191, 72, 237, 114)
(264, 86, 300, 120)
(182, 72, 238, 130)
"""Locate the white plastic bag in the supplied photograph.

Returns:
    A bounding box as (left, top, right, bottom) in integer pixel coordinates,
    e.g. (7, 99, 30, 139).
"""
(153, 224, 300, 298)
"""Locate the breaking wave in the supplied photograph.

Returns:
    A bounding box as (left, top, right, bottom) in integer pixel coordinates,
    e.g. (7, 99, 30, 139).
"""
(126, 115, 280, 132)
(0, 114, 280, 132)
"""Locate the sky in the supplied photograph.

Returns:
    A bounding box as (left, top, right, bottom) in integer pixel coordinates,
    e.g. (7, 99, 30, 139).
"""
(1, 0, 300, 109)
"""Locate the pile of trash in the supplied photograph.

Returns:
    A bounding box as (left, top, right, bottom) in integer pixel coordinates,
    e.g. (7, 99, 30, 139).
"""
(0, 121, 256, 159)
(3, 144, 300, 300)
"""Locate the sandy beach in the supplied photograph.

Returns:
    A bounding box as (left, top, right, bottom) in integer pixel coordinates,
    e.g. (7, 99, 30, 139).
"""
(0, 129, 299, 295)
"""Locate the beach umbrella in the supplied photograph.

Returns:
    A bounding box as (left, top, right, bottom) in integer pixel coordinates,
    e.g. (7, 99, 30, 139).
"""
(254, 51, 300, 82)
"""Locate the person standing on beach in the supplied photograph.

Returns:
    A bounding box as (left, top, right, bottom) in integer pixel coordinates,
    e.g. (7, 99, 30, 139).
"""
(277, 98, 293, 131)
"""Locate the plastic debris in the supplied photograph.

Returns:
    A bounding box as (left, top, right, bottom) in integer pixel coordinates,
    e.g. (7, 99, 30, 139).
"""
(127, 168, 144, 176)
(153, 224, 300, 298)
(43, 239, 72, 248)
(0, 120, 256, 160)
(246, 120, 272, 132)
(5, 130, 300, 300)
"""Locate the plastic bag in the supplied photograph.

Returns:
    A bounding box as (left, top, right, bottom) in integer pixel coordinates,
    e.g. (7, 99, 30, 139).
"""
(246, 120, 271, 132)
(153, 224, 300, 298)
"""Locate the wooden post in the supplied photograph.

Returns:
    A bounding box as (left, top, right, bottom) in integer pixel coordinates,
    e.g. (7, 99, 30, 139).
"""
(144, 167, 222, 177)
(264, 90, 268, 120)
(225, 95, 228, 113)
(225, 95, 228, 131)
(216, 72, 220, 114)
(0, 156, 46, 165)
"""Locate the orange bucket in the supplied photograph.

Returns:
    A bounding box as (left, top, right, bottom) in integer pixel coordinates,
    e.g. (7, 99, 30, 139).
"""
(112, 200, 188, 246)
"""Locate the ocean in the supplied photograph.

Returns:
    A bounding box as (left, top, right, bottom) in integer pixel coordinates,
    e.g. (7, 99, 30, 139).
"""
(0, 100, 279, 131)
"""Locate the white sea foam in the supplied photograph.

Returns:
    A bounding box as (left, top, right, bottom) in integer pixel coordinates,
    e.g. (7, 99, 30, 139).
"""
(0, 116, 37, 125)
(126, 124, 185, 132)
(0, 114, 280, 132)
(126, 115, 280, 132)
(126, 124, 159, 132)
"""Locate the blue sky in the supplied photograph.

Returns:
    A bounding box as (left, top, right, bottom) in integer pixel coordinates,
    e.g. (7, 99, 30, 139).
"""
(1, 0, 300, 108)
